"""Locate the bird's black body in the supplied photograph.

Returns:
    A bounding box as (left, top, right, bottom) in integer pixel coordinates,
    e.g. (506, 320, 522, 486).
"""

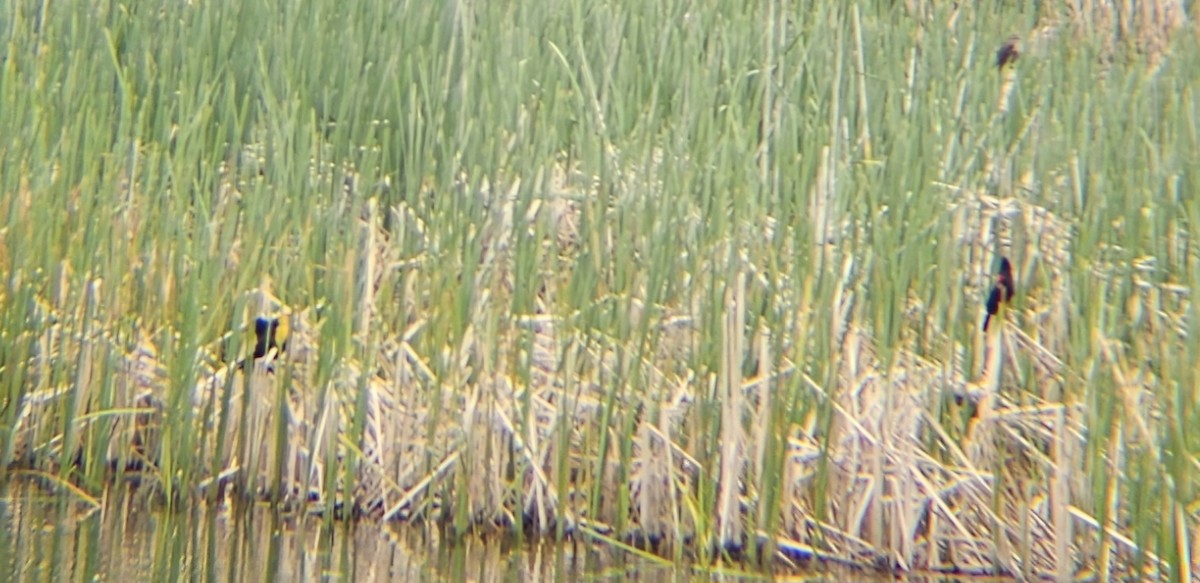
(983, 257, 1014, 331)
(252, 317, 287, 359)
(996, 36, 1020, 69)
(232, 316, 289, 373)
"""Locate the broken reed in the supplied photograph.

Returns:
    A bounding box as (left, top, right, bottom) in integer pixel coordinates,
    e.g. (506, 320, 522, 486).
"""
(0, 0, 1197, 577)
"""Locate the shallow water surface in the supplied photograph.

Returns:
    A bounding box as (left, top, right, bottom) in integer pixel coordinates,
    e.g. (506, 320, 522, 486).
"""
(0, 483, 685, 582)
(0, 484, 991, 582)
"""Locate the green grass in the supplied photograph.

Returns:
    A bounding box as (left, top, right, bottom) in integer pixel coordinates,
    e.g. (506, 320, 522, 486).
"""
(1, 0, 1198, 579)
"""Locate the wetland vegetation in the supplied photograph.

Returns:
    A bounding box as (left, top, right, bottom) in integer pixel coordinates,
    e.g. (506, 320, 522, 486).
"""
(1, 0, 1198, 580)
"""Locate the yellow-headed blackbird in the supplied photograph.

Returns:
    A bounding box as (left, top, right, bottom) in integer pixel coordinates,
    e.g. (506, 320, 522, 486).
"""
(252, 316, 288, 359)
(983, 257, 1014, 331)
(996, 35, 1020, 69)
(234, 316, 289, 371)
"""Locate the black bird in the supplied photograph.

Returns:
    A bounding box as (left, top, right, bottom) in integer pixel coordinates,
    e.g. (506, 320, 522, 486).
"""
(996, 35, 1021, 69)
(235, 316, 289, 371)
(252, 316, 288, 359)
(983, 257, 1014, 332)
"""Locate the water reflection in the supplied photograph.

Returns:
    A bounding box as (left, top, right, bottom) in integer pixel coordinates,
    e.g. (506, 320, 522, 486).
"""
(0, 484, 984, 582)
(0, 483, 663, 582)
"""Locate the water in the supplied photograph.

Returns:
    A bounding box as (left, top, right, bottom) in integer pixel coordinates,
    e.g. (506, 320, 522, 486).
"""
(0, 482, 693, 582)
(0, 483, 986, 582)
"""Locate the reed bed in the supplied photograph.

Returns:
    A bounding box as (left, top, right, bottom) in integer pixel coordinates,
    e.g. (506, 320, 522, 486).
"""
(1, 0, 1197, 579)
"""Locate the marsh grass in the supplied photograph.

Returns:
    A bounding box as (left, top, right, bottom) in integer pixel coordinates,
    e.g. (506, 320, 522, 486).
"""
(1, 0, 1198, 579)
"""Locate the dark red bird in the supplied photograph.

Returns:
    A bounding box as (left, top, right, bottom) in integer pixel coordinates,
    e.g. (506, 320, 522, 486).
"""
(983, 257, 1014, 331)
(996, 35, 1021, 69)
